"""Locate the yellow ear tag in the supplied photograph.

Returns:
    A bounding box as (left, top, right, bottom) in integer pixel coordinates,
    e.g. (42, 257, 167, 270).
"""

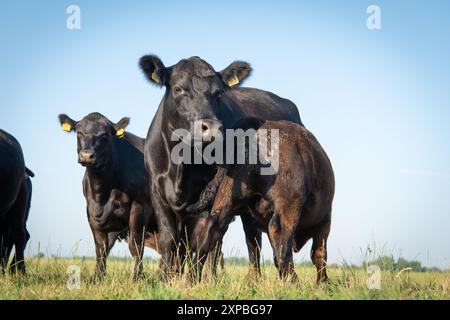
(151, 70, 160, 84)
(116, 128, 125, 138)
(227, 75, 239, 87)
(62, 122, 72, 132)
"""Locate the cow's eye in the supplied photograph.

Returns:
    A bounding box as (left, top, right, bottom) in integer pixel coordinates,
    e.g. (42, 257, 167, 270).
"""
(174, 86, 184, 94)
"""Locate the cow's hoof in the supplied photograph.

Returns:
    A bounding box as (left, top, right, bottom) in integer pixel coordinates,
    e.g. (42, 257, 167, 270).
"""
(187, 270, 202, 284)
(316, 276, 330, 286)
(89, 273, 106, 283)
(9, 265, 26, 276)
(279, 272, 298, 284)
(245, 271, 261, 285)
(132, 272, 144, 282)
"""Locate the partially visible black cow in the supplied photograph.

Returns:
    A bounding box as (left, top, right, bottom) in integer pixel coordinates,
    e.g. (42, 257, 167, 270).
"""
(59, 113, 158, 280)
(192, 118, 335, 283)
(139, 55, 303, 278)
(0, 129, 34, 274)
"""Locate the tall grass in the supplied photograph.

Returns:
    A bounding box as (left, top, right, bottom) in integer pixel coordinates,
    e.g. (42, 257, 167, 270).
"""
(0, 257, 448, 299)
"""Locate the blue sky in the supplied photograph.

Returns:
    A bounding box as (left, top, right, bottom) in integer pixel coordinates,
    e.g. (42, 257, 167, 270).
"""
(1, 0, 449, 268)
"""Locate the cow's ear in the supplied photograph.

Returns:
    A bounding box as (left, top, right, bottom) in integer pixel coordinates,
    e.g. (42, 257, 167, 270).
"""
(139, 55, 167, 86)
(114, 117, 130, 138)
(58, 114, 77, 133)
(219, 61, 252, 87)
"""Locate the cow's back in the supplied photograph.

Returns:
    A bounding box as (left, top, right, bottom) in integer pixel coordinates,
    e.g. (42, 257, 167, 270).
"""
(220, 87, 303, 128)
(0, 129, 26, 217)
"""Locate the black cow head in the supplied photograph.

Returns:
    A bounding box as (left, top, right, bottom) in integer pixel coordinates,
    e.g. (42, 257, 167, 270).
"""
(58, 112, 130, 168)
(139, 55, 252, 140)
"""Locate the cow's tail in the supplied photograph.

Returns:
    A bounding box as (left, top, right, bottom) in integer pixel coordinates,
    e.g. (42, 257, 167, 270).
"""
(25, 167, 35, 178)
(25, 175, 33, 221)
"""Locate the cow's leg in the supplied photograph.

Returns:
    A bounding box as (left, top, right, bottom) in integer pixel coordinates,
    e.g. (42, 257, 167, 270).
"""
(191, 175, 235, 282)
(219, 251, 225, 270)
(267, 201, 300, 280)
(10, 230, 29, 275)
(92, 229, 109, 280)
(177, 219, 189, 275)
(1, 233, 6, 273)
(272, 251, 279, 269)
(211, 242, 224, 276)
(0, 233, 13, 273)
(311, 218, 331, 284)
(151, 191, 178, 279)
(8, 181, 29, 274)
(203, 240, 223, 278)
(189, 216, 216, 282)
(128, 202, 146, 280)
(241, 213, 262, 280)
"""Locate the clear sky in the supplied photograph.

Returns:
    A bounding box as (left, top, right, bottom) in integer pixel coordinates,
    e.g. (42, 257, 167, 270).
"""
(1, 0, 449, 268)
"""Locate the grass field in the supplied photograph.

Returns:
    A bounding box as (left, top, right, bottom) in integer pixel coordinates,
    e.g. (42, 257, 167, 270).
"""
(0, 257, 449, 299)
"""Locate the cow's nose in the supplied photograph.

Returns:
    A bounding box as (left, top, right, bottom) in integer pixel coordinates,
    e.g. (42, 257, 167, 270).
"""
(78, 150, 95, 165)
(200, 119, 223, 141)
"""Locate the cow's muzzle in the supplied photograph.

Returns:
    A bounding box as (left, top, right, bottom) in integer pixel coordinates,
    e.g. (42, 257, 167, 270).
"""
(194, 119, 223, 142)
(78, 150, 96, 166)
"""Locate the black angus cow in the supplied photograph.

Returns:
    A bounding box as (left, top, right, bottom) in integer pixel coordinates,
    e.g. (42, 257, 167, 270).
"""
(193, 118, 335, 283)
(0, 129, 34, 274)
(139, 55, 303, 278)
(59, 113, 159, 279)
